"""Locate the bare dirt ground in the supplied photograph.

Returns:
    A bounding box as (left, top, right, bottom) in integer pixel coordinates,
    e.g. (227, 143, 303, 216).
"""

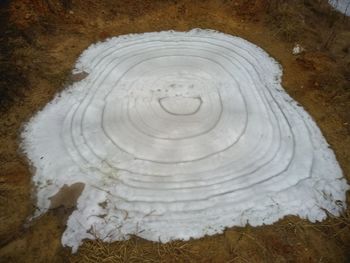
(0, 0, 349, 262)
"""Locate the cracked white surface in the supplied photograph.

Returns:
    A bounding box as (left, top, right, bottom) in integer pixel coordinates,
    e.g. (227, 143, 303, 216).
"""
(21, 29, 349, 252)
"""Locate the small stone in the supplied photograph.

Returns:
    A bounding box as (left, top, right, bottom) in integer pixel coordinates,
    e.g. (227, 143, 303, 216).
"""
(292, 44, 304, 55)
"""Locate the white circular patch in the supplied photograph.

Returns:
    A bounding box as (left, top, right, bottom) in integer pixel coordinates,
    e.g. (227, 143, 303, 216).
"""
(21, 29, 348, 252)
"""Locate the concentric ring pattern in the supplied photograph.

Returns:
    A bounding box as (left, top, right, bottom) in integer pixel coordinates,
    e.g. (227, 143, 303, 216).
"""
(21, 29, 349, 252)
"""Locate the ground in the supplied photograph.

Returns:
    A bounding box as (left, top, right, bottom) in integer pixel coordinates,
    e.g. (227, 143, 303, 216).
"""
(0, 0, 349, 262)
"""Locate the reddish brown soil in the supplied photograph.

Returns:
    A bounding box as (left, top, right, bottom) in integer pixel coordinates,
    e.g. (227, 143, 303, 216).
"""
(0, 1, 349, 262)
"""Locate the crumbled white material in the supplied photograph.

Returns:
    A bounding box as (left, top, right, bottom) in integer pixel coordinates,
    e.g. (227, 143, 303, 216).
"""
(329, 0, 350, 16)
(21, 29, 349, 253)
(292, 44, 304, 55)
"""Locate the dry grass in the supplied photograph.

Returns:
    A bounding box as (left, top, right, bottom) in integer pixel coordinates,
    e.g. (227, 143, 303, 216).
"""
(68, 237, 201, 263)
(265, 0, 349, 46)
(266, 0, 309, 42)
(66, 210, 350, 263)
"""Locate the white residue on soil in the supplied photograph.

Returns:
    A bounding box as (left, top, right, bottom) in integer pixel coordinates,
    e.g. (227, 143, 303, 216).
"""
(21, 29, 349, 252)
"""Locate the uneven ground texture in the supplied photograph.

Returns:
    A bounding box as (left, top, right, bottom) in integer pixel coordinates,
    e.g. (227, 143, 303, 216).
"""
(0, 0, 349, 262)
